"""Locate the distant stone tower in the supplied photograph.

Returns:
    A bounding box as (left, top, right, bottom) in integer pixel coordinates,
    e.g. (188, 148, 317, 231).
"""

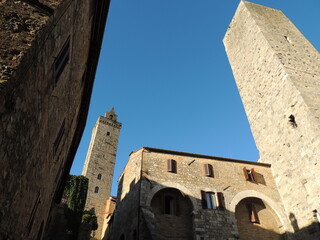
(82, 108, 121, 239)
(224, 1, 320, 237)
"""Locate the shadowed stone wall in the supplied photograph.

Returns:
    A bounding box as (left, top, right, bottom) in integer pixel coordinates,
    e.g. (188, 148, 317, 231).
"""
(0, 0, 110, 238)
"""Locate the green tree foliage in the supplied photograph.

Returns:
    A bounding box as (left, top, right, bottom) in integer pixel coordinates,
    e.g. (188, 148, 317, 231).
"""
(82, 209, 98, 231)
(62, 175, 89, 239)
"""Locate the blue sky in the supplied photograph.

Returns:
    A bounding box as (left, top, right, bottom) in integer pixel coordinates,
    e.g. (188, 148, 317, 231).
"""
(71, 0, 320, 196)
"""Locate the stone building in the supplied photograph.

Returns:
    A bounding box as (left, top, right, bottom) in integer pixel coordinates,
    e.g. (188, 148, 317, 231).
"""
(106, 147, 291, 240)
(0, 0, 110, 239)
(82, 108, 122, 239)
(224, 1, 320, 239)
(101, 1, 320, 240)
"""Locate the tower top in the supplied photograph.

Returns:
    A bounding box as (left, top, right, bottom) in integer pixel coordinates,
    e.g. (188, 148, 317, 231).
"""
(105, 107, 118, 122)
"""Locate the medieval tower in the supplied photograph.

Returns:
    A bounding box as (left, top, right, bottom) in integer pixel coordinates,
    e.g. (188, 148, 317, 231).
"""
(224, 1, 320, 236)
(82, 108, 122, 239)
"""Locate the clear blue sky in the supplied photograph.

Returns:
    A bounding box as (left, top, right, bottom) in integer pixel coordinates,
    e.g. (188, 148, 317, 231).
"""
(71, 0, 320, 196)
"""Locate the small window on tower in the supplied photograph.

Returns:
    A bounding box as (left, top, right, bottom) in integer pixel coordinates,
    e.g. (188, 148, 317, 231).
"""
(106, 132, 110, 136)
(94, 187, 99, 193)
(97, 174, 102, 180)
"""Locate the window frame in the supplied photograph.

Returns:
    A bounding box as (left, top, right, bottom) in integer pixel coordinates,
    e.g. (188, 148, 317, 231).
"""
(243, 167, 257, 182)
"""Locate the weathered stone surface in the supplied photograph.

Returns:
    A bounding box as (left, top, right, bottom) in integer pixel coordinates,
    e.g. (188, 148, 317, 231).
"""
(0, 0, 110, 238)
(108, 147, 288, 240)
(82, 109, 122, 240)
(224, 1, 320, 239)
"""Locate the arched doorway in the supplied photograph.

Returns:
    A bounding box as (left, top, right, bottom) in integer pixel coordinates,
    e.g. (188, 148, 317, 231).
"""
(151, 188, 193, 240)
(235, 197, 284, 240)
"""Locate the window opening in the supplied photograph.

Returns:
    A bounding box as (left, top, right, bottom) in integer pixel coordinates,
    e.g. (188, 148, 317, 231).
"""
(206, 192, 216, 209)
(204, 163, 214, 177)
(53, 119, 65, 154)
(243, 167, 256, 182)
(289, 114, 297, 128)
(246, 203, 260, 223)
(106, 131, 110, 136)
(164, 195, 175, 214)
(97, 174, 102, 180)
(167, 159, 177, 173)
(94, 186, 99, 193)
(53, 38, 70, 87)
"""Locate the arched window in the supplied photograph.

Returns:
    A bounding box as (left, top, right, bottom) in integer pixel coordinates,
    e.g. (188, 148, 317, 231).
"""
(97, 174, 102, 180)
(94, 186, 99, 193)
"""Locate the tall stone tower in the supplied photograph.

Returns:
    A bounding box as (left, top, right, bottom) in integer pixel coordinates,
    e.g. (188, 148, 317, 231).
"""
(82, 108, 122, 239)
(224, 1, 320, 236)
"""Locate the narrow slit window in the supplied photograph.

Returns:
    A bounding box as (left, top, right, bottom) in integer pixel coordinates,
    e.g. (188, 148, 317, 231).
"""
(94, 186, 99, 193)
(53, 38, 70, 86)
(53, 119, 65, 154)
(97, 174, 102, 180)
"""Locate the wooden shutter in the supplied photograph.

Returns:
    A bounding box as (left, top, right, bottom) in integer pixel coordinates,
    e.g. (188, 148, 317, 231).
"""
(243, 167, 249, 180)
(201, 190, 207, 209)
(204, 164, 213, 177)
(167, 159, 173, 172)
(167, 159, 177, 173)
(216, 192, 225, 209)
(251, 168, 257, 182)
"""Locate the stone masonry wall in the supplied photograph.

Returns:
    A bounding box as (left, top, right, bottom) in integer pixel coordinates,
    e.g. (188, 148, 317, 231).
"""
(133, 148, 288, 240)
(82, 110, 121, 239)
(108, 149, 143, 240)
(0, 0, 98, 238)
(224, 2, 320, 238)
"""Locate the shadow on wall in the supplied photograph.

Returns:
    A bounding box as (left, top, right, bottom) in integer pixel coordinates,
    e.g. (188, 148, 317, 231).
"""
(102, 178, 320, 240)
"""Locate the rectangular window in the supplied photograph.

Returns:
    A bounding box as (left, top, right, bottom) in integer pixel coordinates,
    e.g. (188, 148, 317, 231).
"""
(53, 38, 70, 87)
(53, 119, 65, 154)
(243, 167, 256, 182)
(201, 191, 225, 210)
(204, 163, 214, 177)
(206, 192, 216, 209)
(246, 203, 260, 223)
(167, 159, 177, 173)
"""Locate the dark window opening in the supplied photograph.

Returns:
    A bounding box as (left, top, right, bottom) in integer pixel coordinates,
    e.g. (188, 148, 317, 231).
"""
(53, 119, 65, 154)
(106, 131, 110, 136)
(97, 174, 102, 180)
(120, 234, 125, 240)
(167, 159, 177, 173)
(53, 38, 70, 87)
(243, 167, 256, 182)
(164, 195, 175, 214)
(289, 114, 297, 128)
(246, 203, 260, 223)
(204, 163, 214, 177)
(94, 186, 99, 193)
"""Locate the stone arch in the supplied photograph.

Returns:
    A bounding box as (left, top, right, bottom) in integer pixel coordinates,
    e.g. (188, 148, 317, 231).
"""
(146, 181, 197, 210)
(149, 187, 193, 240)
(230, 190, 291, 233)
